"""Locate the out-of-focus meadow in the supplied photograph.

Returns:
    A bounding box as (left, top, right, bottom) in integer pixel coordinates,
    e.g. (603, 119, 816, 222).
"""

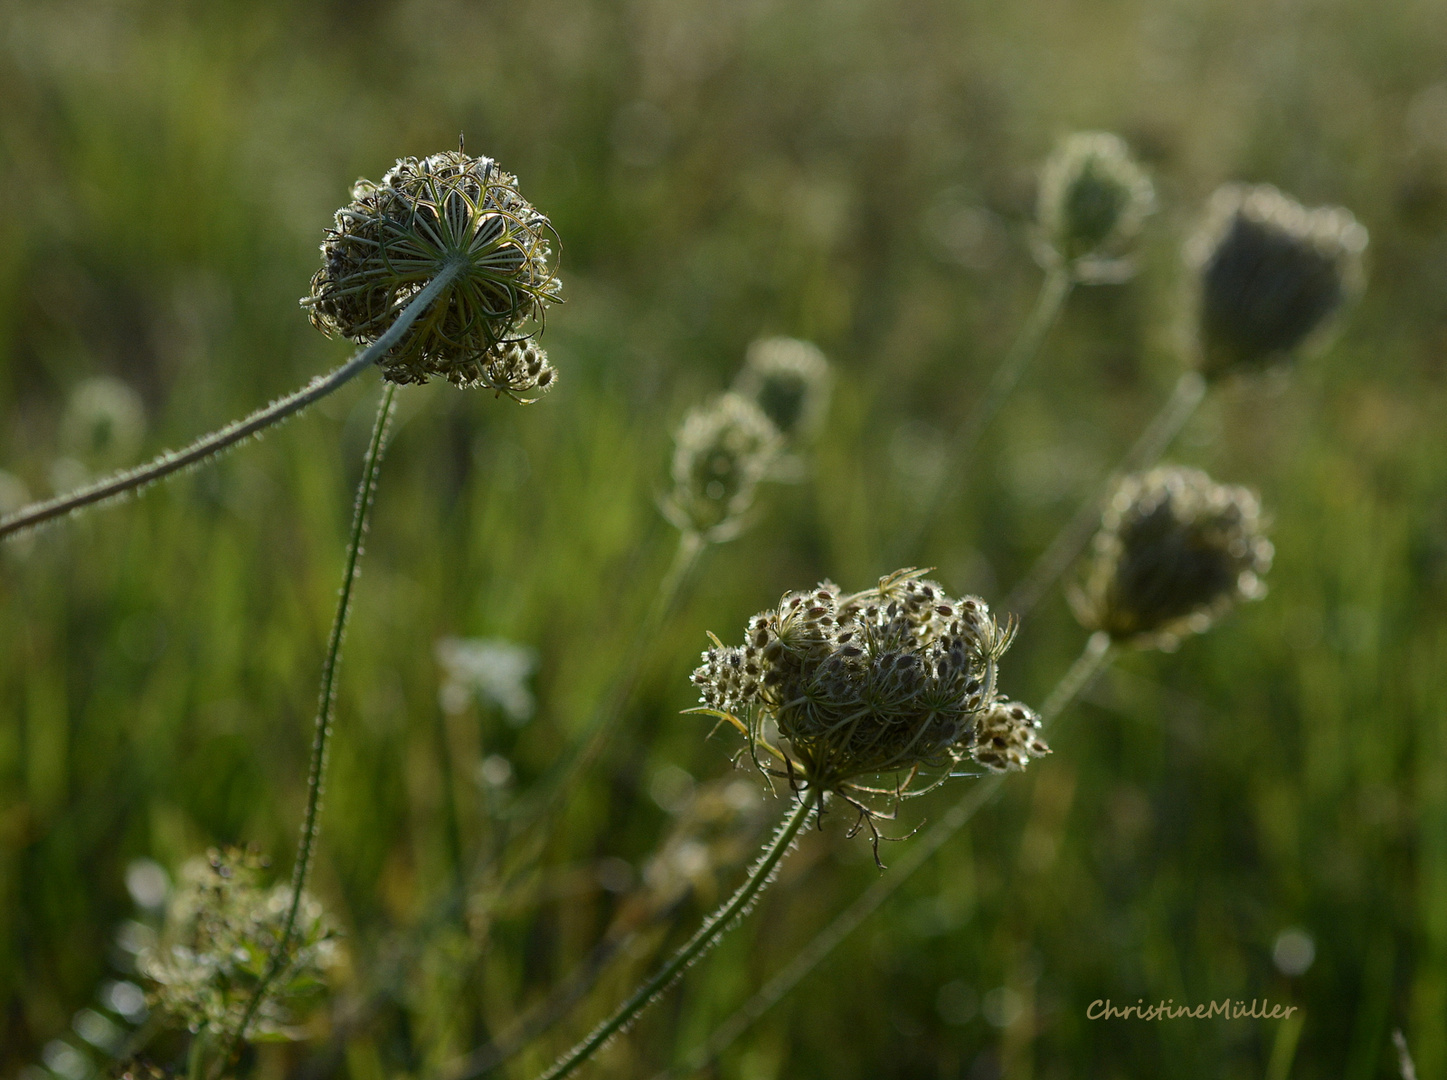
(3, 0, 1447, 1077)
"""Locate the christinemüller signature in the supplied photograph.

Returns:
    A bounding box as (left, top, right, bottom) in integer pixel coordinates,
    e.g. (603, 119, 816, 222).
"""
(1086, 998, 1299, 1021)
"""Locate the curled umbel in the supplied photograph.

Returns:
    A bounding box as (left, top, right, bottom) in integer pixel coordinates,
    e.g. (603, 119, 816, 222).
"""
(1188, 183, 1367, 380)
(1075, 466, 1273, 649)
(305, 150, 562, 396)
(693, 570, 1045, 811)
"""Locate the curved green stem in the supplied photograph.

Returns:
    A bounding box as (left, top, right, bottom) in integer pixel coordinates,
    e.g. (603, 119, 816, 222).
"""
(305, 529, 713, 1063)
(0, 262, 462, 542)
(894, 265, 1073, 565)
(653, 634, 1114, 1080)
(536, 795, 815, 1080)
(1003, 370, 1207, 616)
(227, 380, 400, 1059)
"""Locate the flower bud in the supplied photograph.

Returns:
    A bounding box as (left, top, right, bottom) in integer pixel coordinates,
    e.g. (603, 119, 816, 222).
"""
(1035, 132, 1155, 282)
(732, 337, 832, 440)
(1074, 467, 1273, 648)
(304, 150, 562, 388)
(692, 569, 1028, 799)
(664, 392, 781, 539)
(1187, 183, 1367, 379)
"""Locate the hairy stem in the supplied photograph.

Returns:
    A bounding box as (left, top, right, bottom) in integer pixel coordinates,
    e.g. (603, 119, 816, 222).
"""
(0, 262, 462, 542)
(893, 265, 1073, 565)
(1003, 370, 1206, 616)
(536, 795, 815, 1080)
(227, 381, 399, 1059)
(654, 634, 1114, 1080)
(292, 529, 713, 1064)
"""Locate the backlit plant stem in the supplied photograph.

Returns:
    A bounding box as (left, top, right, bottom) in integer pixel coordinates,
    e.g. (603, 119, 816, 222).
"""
(535, 795, 815, 1080)
(895, 265, 1074, 564)
(227, 380, 399, 1061)
(654, 633, 1114, 1080)
(1004, 370, 1207, 615)
(0, 262, 462, 542)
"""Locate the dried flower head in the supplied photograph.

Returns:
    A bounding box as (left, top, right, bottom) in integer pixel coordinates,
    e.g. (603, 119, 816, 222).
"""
(1186, 183, 1368, 379)
(664, 392, 782, 540)
(1074, 467, 1273, 648)
(969, 701, 1050, 773)
(304, 149, 562, 391)
(138, 847, 337, 1041)
(1035, 132, 1155, 282)
(732, 337, 833, 440)
(692, 569, 1031, 848)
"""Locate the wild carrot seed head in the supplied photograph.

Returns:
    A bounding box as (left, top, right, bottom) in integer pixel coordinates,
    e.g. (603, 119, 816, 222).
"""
(138, 847, 337, 1040)
(1187, 183, 1367, 380)
(732, 336, 833, 440)
(304, 150, 562, 393)
(664, 392, 782, 539)
(1074, 466, 1273, 649)
(1035, 131, 1155, 283)
(692, 569, 1033, 799)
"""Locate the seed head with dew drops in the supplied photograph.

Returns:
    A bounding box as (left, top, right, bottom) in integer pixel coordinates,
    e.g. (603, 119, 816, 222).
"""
(1034, 131, 1156, 284)
(1072, 466, 1273, 650)
(1186, 183, 1368, 380)
(303, 145, 562, 398)
(692, 569, 1044, 857)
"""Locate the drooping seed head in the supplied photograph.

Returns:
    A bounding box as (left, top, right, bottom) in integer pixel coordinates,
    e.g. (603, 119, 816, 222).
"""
(138, 847, 337, 1039)
(1035, 132, 1155, 283)
(732, 337, 833, 440)
(969, 700, 1050, 773)
(1186, 183, 1367, 380)
(692, 569, 1029, 797)
(304, 150, 562, 390)
(664, 392, 782, 539)
(1074, 466, 1273, 648)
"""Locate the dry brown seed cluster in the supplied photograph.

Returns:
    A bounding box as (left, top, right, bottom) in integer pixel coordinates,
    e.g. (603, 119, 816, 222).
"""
(1074, 466, 1273, 648)
(692, 569, 1034, 804)
(1187, 183, 1367, 379)
(664, 392, 782, 539)
(304, 150, 562, 390)
(970, 701, 1051, 773)
(732, 337, 833, 439)
(138, 847, 336, 1040)
(1035, 132, 1155, 283)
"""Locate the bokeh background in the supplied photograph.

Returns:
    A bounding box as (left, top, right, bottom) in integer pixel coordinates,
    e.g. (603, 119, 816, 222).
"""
(3, 0, 1447, 1077)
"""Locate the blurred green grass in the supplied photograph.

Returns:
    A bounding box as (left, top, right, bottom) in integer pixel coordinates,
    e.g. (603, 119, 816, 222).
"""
(2, 0, 1447, 1077)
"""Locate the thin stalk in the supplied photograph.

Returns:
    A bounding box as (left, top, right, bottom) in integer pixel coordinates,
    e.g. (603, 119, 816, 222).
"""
(295, 529, 713, 1067)
(893, 266, 1074, 565)
(535, 796, 815, 1080)
(1004, 370, 1207, 616)
(0, 262, 462, 541)
(440, 913, 668, 1080)
(227, 381, 399, 1060)
(654, 634, 1114, 1080)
